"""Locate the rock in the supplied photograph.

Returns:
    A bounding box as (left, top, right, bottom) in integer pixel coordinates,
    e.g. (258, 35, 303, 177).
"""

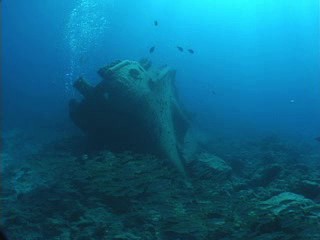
(250, 192, 320, 236)
(260, 192, 314, 214)
(189, 153, 232, 180)
(294, 180, 320, 200)
(69, 60, 191, 174)
(249, 164, 282, 187)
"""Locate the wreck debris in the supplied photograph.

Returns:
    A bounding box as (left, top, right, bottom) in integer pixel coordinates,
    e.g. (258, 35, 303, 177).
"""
(70, 60, 190, 174)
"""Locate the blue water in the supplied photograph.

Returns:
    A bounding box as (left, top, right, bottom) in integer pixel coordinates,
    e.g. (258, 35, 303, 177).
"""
(3, 0, 320, 141)
(2, 0, 320, 239)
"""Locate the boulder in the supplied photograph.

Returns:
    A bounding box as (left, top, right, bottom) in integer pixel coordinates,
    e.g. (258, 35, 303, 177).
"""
(293, 180, 320, 200)
(189, 153, 232, 180)
(250, 192, 320, 236)
(260, 192, 314, 215)
(249, 164, 283, 187)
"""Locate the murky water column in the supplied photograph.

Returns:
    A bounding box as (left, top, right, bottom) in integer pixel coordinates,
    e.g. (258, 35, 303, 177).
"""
(65, 0, 113, 94)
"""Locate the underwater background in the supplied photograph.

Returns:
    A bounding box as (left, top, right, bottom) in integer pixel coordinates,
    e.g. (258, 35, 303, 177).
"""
(2, 0, 320, 239)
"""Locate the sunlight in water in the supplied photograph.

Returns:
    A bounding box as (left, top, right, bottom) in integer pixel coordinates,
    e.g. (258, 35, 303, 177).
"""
(65, 0, 114, 94)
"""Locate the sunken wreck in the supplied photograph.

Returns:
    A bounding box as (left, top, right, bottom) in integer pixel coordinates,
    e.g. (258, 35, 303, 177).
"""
(69, 59, 191, 174)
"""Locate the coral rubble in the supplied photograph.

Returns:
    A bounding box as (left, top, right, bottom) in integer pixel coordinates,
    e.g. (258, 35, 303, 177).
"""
(2, 133, 320, 239)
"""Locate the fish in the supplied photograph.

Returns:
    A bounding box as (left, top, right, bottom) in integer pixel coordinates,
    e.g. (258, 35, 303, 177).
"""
(315, 137, 320, 142)
(188, 49, 194, 54)
(177, 46, 184, 52)
(149, 46, 155, 53)
(154, 20, 158, 26)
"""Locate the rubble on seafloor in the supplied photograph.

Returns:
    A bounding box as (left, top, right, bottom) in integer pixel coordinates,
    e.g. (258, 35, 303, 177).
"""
(2, 134, 320, 240)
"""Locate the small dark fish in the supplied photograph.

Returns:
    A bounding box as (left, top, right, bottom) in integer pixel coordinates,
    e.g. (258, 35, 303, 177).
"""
(149, 46, 155, 53)
(315, 137, 320, 142)
(154, 20, 158, 26)
(177, 46, 184, 52)
(188, 49, 194, 54)
(211, 90, 216, 95)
